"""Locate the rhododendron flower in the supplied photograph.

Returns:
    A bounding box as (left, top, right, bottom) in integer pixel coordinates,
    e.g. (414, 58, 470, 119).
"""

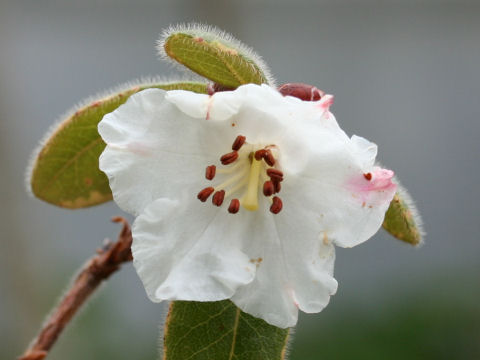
(98, 84, 396, 328)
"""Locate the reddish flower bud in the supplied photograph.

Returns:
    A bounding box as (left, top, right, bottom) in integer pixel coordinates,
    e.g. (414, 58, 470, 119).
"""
(278, 83, 324, 101)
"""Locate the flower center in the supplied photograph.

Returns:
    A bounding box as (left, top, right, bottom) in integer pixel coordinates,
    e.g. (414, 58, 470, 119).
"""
(197, 135, 283, 214)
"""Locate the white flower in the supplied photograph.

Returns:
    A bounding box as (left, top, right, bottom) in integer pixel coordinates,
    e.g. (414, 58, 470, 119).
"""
(98, 84, 396, 328)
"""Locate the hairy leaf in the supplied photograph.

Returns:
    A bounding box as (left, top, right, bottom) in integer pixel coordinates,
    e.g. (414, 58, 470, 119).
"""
(163, 300, 290, 360)
(383, 189, 424, 246)
(29, 81, 208, 209)
(162, 27, 273, 88)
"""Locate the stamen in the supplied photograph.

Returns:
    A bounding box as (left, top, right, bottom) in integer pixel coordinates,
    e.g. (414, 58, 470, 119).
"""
(198, 137, 284, 214)
(212, 190, 226, 206)
(224, 177, 248, 198)
(270, 196, 283, 214)
(263, 181, 274, 196)
(254, 149, 267, 161)
(228, 199, 240, 214)
(215, 167, 248, 191)
(260, 171, 270, 184)
(217, 160, 245, 174)
(263, 149, 276, 166)
(266, 168, 283, 182)
(364, 172, 372, 181)
(273, 180, 281, 194)
(197, 187, 215, 202)
(220, 151, 239, 165)
(205, 165, 216, 180)
(232, 135, 246, 151)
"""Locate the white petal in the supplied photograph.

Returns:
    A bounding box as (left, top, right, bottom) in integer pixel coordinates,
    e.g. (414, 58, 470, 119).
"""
(132, 197, 256, 302)
(132, 191, 337, 328)
(98, 89, 238, 215)
(98, 86, 293, 215)
(350, 135, 378, 169)
(166, 89, 244, 120)
(230, 208, 337, 329)
(99, 83, 396, 328)
(278, 120, 395, 248)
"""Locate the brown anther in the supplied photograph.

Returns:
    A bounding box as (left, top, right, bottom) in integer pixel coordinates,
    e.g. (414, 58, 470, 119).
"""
(197, 187, 215, 202)
(228, 199, 240, 214)
(232, 135, 246, 151)
(263, 149, 276, 166)
(364, 172, 372, 181)
(263, 181, 274, 197)
(266, 168, 283, 182)
(254, 149, 267, 161)
(205, 165, 216, 180)
(212, 190, 226, 206)
(270, 196, 283, 214)
(273, 180, 281, 193)
(220, 151, 239, 165)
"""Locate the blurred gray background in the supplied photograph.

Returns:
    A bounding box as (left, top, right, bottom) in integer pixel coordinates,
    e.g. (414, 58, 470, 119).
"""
(1, 0, 479, 359)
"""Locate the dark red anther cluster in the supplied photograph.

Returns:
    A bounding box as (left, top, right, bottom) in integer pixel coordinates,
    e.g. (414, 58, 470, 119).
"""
(198, 135, 284, 215)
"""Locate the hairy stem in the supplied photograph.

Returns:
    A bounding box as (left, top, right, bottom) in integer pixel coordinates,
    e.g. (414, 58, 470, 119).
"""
(19, 217, 133, 360)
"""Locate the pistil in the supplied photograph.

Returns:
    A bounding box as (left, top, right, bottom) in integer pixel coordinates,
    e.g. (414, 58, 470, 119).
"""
(242, 157, 262, 211)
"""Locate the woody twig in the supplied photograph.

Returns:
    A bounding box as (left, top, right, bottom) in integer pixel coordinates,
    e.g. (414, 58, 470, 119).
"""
(19, 217, 133, 360)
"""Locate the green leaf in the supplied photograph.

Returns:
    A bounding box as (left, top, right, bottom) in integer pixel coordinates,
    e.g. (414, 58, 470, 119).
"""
(162, 26, 274, 88)
(383, 187, 424, 246)
(29, 81, 208, 209)
(163, 300, 290, 360)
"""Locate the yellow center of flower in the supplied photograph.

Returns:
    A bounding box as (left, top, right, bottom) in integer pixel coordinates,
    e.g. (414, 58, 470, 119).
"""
(197, 135, 283, 214)
(243, 157, 262, 211)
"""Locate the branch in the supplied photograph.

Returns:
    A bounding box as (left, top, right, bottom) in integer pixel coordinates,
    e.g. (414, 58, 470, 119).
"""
(19, 217, 133, 360)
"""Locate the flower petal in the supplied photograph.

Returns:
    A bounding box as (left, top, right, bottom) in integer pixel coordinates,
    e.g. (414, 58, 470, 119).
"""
(166, 84, 287, 122)
(277, 111, 396, 248)
(350, 135, 378, 169)
(230, 208, 337, 328)
(166, 89, 244, 120)
(132, 197, 256, 302)
(100, 83, 396, 328)
(99, 86, 296, 215)
(98, 88, 238, 215)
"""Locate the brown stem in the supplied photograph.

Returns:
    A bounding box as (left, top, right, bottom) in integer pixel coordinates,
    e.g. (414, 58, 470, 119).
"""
(19, 217, 133, 360)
